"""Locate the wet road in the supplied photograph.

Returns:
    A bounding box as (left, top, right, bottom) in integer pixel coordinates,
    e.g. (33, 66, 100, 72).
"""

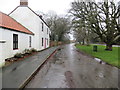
(26, 44, 119, 88)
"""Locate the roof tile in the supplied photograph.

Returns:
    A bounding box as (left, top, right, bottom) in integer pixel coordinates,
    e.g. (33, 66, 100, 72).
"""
(0, 12, 34, 35)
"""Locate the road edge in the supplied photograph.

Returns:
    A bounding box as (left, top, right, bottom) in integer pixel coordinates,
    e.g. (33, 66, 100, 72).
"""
(19, 47, 58, 89)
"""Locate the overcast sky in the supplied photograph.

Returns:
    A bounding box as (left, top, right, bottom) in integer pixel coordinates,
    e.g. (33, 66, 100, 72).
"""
(0, 0, 119, 15)
(0, 0, 74, 15)
(0, 0, 119, 40)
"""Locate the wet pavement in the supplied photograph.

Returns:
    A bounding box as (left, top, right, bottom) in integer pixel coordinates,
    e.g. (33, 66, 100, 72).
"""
(2, 47, 57, 88)
(26, 44, 119, 88)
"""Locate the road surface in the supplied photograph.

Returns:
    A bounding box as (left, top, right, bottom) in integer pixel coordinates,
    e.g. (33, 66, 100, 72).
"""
(26, 44, 119, 88)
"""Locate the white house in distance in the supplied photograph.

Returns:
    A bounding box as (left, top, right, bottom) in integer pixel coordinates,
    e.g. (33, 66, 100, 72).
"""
(9, 0, 50, 51)
(0, 12, 34, 66)
(0, 0, 50, 66)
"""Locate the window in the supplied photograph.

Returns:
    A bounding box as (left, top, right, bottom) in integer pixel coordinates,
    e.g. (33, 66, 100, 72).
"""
(47, 28, 48, 34)
(42, 23, 44, 31)
(47, 38, 49, 45)
(42, 38, 44, 46)
(29, 36, 32, 47)
(13, 34, 18, 50)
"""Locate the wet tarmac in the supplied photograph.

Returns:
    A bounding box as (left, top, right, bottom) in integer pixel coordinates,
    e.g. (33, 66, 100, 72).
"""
(26, 44, 119, 88)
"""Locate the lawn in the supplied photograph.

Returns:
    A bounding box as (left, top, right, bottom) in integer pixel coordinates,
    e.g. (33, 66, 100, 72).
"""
(75, 44, 120, 68)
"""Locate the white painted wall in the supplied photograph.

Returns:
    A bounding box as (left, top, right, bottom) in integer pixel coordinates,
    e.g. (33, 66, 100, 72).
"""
(0, 27, 33, 64)
(0, 29, 4, 65)
(40, 23, 50, 50)
(10, 6, 50, 51)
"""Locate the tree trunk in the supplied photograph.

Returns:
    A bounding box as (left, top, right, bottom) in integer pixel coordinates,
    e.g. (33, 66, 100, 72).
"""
(105, 44, 112, 51)
(86, 38, 90, 46)
(86, 30, 90, 46)
(82, 39, 85, 45)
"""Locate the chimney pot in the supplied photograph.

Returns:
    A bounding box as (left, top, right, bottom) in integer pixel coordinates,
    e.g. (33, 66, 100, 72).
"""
(20, 0, 28, 6)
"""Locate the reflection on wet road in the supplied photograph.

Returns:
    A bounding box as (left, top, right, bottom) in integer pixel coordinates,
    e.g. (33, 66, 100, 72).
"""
(26, 44, 119, 88)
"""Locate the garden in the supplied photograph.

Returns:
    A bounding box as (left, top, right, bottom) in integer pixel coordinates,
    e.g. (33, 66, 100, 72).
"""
(5, 48, 37, 67)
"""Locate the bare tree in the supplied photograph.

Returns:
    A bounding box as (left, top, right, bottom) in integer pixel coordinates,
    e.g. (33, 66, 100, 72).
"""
(46, 12, 71, 42)
(70, 0, 120, 50)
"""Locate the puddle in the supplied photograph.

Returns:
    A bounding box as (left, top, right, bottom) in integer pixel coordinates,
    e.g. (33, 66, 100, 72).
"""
(94, 58, 101, 62)
(94, 58, 106, 64)
(98, 72, 104, 78)
(58, 58, 62, 60)
(101, 62, 106, 64)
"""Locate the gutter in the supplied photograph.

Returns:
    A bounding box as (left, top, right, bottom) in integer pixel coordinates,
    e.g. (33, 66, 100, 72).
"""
(19, 47, 58, 89)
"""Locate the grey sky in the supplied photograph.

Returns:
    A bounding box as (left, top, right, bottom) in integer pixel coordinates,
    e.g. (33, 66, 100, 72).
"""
(0, 0, 119, 40)
(0, 0, 119, 15)
(0, 0, 74, 15)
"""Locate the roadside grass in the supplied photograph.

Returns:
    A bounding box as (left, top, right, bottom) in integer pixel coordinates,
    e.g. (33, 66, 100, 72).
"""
(75, 44, 120, 68)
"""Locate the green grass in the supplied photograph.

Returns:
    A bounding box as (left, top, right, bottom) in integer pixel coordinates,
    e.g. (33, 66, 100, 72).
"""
(75, 44, 120, 68)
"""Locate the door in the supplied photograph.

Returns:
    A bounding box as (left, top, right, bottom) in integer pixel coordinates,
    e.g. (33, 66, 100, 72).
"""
(44, 38, 46, 49)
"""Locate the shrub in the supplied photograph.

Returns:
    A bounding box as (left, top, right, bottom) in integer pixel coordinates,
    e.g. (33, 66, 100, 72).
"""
(30, 48, 37, 52)
(14, 53, 23, 58)
(23, 49, 31, 54)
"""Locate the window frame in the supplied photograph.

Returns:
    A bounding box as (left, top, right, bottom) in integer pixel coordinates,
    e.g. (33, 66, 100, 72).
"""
(29, 36, 32, 47)
(46, 38, 48, 45)
(13, 34, 18, 50)
(42, 37, 44, 46)
(47, 28, 48, 34)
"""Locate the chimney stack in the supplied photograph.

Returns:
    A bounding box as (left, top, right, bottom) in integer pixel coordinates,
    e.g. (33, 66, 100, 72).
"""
(20, 0, 28, 6)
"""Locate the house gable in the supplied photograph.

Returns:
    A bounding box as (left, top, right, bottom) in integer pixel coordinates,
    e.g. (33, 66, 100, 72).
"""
(9, 6, 49, 28)
(0, 12, 34, 35)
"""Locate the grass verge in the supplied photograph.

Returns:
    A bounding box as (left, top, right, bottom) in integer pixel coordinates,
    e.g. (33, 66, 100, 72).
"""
(75, 44, 120, 68)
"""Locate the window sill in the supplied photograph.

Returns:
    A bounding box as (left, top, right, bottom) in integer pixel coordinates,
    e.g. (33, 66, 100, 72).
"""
(13, 48, 18, 50)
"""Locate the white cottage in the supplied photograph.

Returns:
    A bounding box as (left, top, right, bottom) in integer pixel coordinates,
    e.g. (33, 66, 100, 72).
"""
(9, 0, 50, 51)
(0, 0, 50, 66)
(0, 12, 34, 66)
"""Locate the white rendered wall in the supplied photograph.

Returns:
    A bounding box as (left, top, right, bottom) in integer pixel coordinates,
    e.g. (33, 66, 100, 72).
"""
(0, 29, 4, 65)
(10, 7, 40, 50)
(1, 28, 33, 63)
(40, 23, 49, 49)
(10, 6, 50, 51)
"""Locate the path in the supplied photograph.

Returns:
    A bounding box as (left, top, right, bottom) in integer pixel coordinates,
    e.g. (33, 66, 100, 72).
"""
(2, 47, 57, 88)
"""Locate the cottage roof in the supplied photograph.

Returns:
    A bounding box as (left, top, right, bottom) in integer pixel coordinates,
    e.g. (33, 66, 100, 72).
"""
(0, 12, 34, 35)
